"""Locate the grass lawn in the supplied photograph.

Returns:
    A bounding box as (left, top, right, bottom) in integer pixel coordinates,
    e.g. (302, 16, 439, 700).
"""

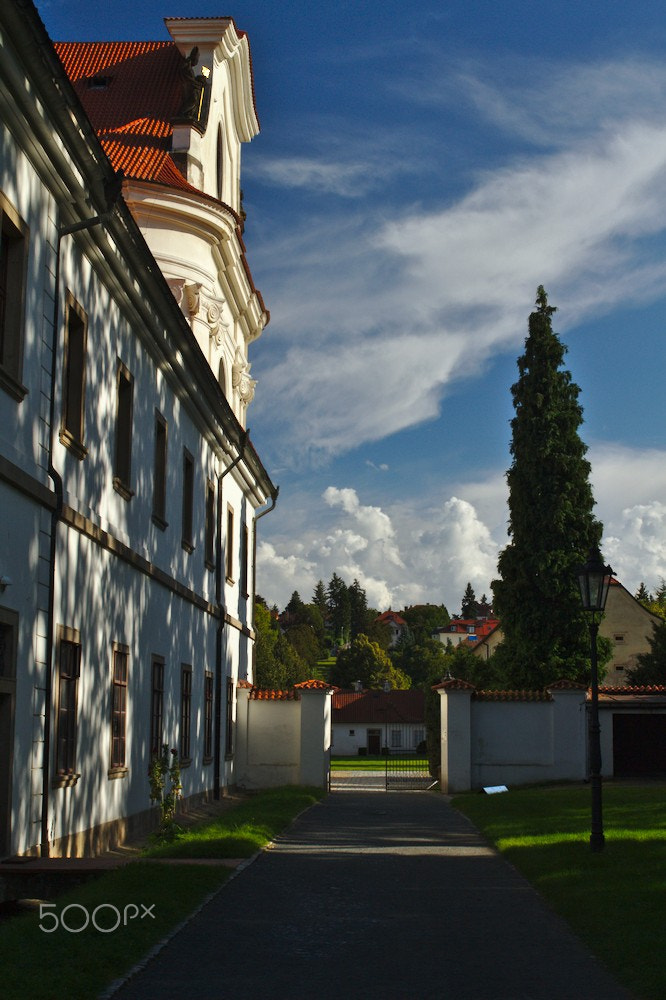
(331, 755, 388, 771)
(0, 786, 324, 1000)
(452, 782, 666, 1000)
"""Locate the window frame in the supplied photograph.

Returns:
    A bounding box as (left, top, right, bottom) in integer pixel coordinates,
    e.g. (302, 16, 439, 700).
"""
(152, 410, 168, 529)
(225, 676, 234, 758)
(0, 191, 29, 402)
(205, 478, 216, 570)
(113, 360, 134, 499)
(59, 291, 88, 458)
(203, 671, 214, 762)
(180, 664, 192, 764)
(150, 655, 165, 758)
(54, 625, 81, 786)
(240, 522, 249, 598)
(109, 643, 129, 776)
(182, 448, 195, 553)
(225, 504, 235, 582)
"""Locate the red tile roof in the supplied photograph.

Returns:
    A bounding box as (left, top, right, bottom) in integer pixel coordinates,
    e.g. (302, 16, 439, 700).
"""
(473, 689, 553, 702)
(332, 690, 424, 724)
(294, 679, 336, 690)
(431, 678, 475, 692)
(53, 41, 219, 198)
(250, 689, 299, 701)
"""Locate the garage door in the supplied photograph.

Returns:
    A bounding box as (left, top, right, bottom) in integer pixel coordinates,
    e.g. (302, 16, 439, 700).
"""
(613, 714, 666, 776)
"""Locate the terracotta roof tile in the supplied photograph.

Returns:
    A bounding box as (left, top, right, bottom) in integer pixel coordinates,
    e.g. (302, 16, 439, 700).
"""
(332, 690, 424, 724)
(473, 690, 553, 702)
(431, 678, 475, 691)
(250, 689, 300, 701)
(598, 684, 666, 695)
(293, 679, 336, 690)
(53, 41, 191, 190)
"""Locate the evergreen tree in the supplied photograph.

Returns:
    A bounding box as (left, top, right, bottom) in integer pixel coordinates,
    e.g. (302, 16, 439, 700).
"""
(461, 582, 478, 619)
(492, 287, 603, 687)
(348, 578, 369, 638)
(327, 572, 351, 645)
(628, 621, 666, 685)
(312, 580, 327, 619)
(635, 582, 652, 606)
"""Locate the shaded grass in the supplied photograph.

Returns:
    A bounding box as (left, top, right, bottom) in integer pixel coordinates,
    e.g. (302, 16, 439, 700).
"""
(0, 786, 324, 1000)
(453, 783, 666, 1000)
(0, 863, 230, 1000)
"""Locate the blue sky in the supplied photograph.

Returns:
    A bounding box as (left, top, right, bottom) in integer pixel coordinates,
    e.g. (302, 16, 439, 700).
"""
(37, 0, 666, 614)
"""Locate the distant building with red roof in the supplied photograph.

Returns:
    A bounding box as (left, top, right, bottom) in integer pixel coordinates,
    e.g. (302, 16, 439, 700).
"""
(332, 689, 425, 755)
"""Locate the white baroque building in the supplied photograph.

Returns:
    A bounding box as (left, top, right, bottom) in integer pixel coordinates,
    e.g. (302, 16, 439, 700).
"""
(0, 1, 277, 857)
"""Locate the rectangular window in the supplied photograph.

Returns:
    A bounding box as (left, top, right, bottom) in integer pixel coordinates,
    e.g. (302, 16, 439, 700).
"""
(203, 671, 214, 761)
(390, 729, 402, 749)
(60, 292, 88, 457)
(225, 677, 234, 757)
(113, 361, 134, 498)
(110, 644, 128, 771)
(56, 627, 81, 778)
(152, 412, 168, 528)
(205, 478, 216, 569)
(240, 523, 249, 597)
(0, 191, 29, 401)
(180, 665, 192, 762)
(182, 449, 194, 551)
(0, 609, 18, 680)
(225, 505, 234, 581)
(150, 656, 164, 757)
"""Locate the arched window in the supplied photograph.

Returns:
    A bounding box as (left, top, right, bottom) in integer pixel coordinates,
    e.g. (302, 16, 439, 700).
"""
(218, 357, 226, 395)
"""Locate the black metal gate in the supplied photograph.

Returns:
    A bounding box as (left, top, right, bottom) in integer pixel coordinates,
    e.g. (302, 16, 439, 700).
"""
(384, 722, 435, 790)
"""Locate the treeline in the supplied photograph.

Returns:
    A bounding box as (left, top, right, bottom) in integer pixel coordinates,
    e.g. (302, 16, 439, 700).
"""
(254, 574, 495, 692)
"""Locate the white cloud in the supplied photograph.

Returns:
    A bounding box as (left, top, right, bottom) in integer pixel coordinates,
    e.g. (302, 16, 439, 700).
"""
(252, 89, 666, 460)
(256, 443, 666, 615)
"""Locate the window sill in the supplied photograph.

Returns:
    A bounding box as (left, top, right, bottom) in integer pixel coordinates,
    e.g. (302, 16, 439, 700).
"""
(179, 757, 192, 769)
(152, 513, 168, 531)
(181, 539, 194, 554)
(203, 755, 213, 765)
(107, 766, 128, 780)
(52, 772, 81, 789)
(0, 366, 28, 402)
(205, 559, 215, 573)
(59, 428, 88, 460)
(113, 477, 134, 501)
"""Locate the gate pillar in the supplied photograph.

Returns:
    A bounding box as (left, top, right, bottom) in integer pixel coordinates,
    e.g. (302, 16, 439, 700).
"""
(435, 679, 474, 793)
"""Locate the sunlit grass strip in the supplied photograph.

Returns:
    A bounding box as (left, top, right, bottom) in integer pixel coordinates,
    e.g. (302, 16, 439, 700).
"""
(331, 756, 388, 770)
(453, 783, 666, 1000)
(143, 785, 325, 858)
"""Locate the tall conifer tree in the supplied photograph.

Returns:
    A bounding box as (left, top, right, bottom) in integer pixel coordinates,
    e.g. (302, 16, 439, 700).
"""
(492, 287, 602, 687)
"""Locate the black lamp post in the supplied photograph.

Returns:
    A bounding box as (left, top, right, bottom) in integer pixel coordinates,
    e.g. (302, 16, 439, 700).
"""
(576, 546, 614, 853)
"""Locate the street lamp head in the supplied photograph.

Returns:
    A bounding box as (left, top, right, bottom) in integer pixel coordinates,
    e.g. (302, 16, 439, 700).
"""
(577, 546, 614, 614)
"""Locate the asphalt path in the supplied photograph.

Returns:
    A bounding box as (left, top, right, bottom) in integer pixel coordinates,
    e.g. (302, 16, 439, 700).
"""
(109, 792, 633, 1000)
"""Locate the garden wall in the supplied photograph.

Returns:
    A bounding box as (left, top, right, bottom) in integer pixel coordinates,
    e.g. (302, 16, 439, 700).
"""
(235, 684, 332, 790)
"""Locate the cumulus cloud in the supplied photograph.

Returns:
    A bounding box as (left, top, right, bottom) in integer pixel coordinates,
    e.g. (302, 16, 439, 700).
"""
(256, 443, 666, 615)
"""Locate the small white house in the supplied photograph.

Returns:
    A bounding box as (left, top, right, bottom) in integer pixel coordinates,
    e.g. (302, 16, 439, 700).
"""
(332, 690, 426, 756)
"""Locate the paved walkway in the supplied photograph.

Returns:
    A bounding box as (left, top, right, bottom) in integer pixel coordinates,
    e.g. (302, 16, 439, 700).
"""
(109, 793, 633, 1000)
